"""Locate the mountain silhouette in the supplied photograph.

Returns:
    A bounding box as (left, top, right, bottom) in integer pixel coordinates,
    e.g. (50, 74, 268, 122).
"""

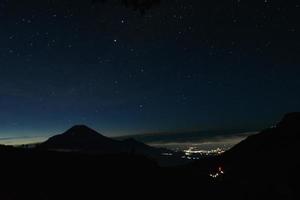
(1, 113, 300, 200)
(224, 112, 300, 161)
(218, 112, 300, 200)
(39, 125, 167, 156)
(40, 125, 121, 152)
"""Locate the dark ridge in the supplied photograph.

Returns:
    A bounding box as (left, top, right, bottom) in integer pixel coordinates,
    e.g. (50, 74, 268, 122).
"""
(38, 125, 172, 158)
(276, 112, 300, 130)
(62, 125, 103, 137)
(221, 112, 300, 172)
(39, 125, 120, 151)
(1, 113, 300, 199)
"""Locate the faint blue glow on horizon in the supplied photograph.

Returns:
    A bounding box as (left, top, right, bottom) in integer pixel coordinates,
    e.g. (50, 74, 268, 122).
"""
(0, 136, 48, 145)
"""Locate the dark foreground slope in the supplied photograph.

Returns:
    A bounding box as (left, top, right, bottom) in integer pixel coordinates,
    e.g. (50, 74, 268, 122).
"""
(0, 146, 213, 200)
(1, 113, 300, 200)
(217, 112, 300, 200)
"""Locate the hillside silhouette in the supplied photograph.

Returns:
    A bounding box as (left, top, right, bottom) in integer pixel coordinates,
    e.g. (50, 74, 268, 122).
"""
(39, 125, 172, 157)
(0, 113, 299, 199)
(217, 112, 300, 199)
(40, 125, 122, 152)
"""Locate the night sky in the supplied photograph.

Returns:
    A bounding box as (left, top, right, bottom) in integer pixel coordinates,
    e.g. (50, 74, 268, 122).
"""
(0, 0, 299, 141)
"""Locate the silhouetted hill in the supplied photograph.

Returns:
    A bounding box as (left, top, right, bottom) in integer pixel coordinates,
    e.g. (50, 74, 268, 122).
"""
(0, 146, 163, 200)
(39, 125, 169, 157)
(224, 112, 300, 161)
(0, 144, 13, 150)
(217, 112, 300, 200)
(40, 125, 121, 152)
(1, 113, 300, 199)
(122, 138, 159, 154)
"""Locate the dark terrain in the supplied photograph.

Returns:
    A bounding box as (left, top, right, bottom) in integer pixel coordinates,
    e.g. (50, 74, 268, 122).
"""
(1, 113, 300, 200)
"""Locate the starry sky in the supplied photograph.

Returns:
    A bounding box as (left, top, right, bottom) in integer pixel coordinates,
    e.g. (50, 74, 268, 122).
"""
(0, 0, 300, 141)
